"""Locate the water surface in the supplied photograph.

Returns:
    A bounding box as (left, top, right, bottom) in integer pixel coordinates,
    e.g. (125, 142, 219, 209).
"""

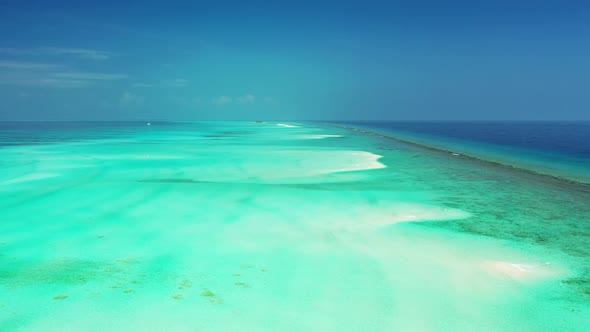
(0, 121, 589, 331)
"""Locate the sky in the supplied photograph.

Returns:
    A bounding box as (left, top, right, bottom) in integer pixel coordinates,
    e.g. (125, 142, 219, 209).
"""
(0, 0, 589, 121)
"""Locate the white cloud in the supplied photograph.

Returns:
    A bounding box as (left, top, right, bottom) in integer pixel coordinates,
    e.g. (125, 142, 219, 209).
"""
(236, 94, 256, 104)
(0, 61, 60, 70)
(0, 74, 90, 88)
(41, 47, 114, 60)
(213, 96, 232, 104)
(120, 91, 145, 106)
(132, 83, 155, 88)
(37, 79, 90, 88)
(41, 78, 90, 88)
(0, 47, 114, 60)
(163, 78, 188, 87)
(0, 61, 127, 88)
(263, 96, 273, 103)
(54, 72, 127, 80)
(132, 78, 188, 88)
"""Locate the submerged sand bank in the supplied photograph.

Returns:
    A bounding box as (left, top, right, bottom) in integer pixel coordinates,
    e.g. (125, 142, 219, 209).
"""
(0, 121, 588, 331)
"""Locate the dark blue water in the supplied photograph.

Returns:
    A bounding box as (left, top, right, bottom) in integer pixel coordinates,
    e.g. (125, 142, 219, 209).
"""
(346, 121, 590, 158)
(340, 121, 590, 183)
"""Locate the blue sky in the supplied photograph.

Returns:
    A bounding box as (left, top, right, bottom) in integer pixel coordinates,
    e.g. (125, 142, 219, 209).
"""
(0, 1, 589, 121)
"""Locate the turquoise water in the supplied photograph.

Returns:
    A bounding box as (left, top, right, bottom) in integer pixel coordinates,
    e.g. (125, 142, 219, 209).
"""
(0, 122, 589, 331)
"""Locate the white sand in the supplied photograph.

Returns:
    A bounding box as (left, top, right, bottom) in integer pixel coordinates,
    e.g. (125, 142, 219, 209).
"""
(315, 151, 386, 174)
(482, 261, 563, 281)
(299, 134, 343, 139)
(2, 172, 59, 184)
(144, 149, 387, 184)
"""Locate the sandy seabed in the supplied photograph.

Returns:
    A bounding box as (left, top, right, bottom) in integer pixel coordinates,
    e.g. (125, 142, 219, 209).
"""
(0, 121, 589, 331)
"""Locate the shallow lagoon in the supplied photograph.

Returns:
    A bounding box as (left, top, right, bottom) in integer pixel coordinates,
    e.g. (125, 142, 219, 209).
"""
(0, 122, 589, 331)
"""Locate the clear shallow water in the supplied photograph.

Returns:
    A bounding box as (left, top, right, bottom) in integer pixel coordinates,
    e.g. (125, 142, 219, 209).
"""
(0, 121, 589, 331)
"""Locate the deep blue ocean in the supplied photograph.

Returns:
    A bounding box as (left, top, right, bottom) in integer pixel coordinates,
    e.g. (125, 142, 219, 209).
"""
(348, 121, 590, 158)
(341, 121, 590, 183)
